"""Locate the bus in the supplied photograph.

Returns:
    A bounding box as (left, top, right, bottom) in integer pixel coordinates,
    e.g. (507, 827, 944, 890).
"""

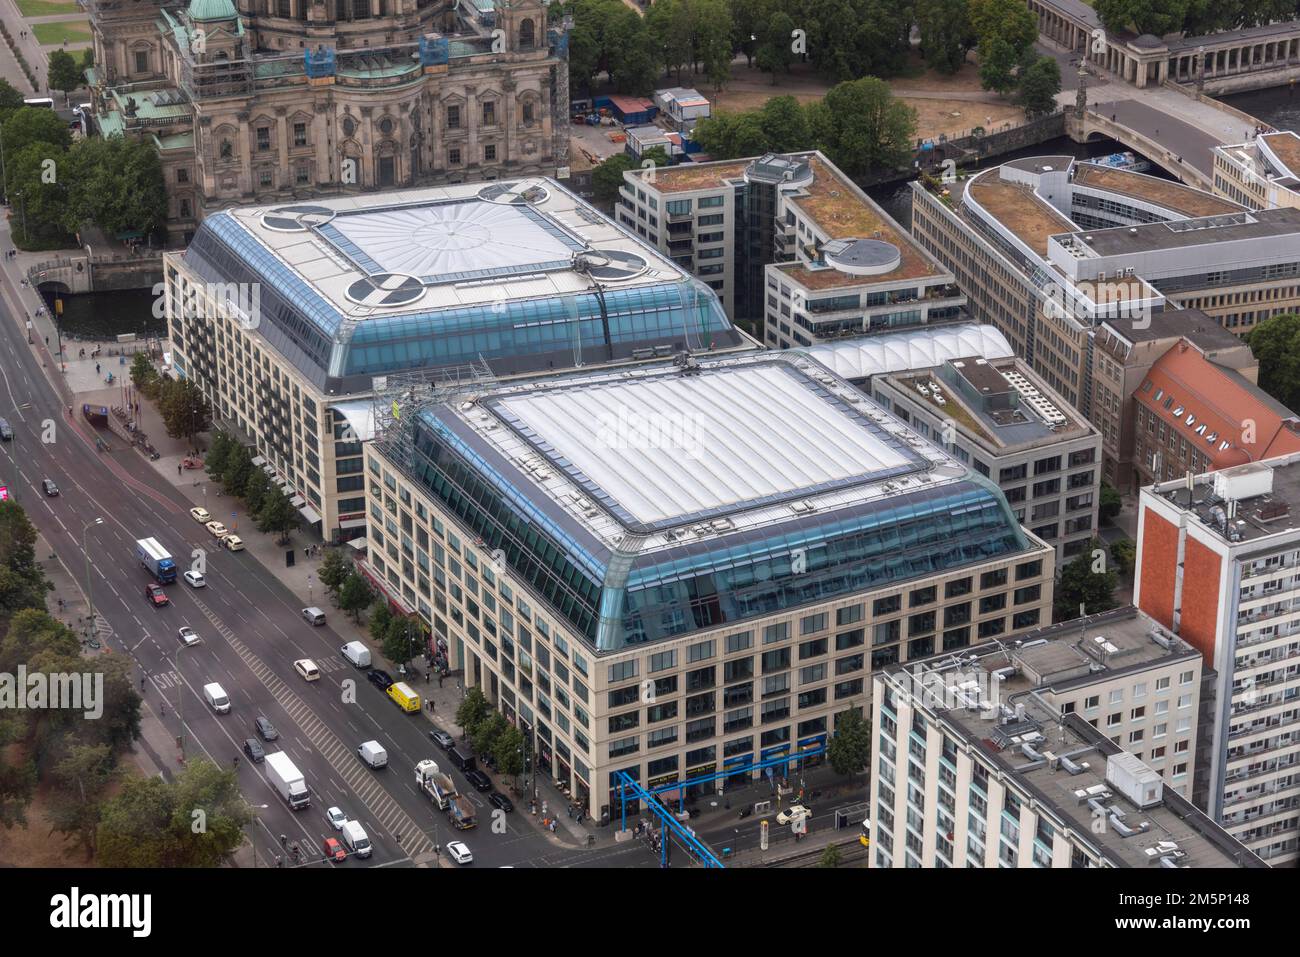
(22, 97, 54, 110)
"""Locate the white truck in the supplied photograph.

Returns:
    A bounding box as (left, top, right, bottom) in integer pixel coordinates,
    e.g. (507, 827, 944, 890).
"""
(341, 819, 372, 858)
(415, 759, 457, 811)
(265, 751, 310, 810)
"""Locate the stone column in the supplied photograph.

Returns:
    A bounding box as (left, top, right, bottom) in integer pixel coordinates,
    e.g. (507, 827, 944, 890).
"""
(276, 106, 289, 188)
(1158, 59, 1168, 84)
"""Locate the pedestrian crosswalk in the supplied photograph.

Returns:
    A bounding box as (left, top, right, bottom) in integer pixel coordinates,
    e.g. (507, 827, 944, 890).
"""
(188, 595, 435, 857)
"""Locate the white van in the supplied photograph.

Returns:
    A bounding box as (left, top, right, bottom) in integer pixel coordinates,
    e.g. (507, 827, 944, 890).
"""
(357, 740, 388, 769)
(302, 606, 326, 626)
(341, 819, 372, 858)
(203, 682, 231, 714)
(341, 641, 371, 668)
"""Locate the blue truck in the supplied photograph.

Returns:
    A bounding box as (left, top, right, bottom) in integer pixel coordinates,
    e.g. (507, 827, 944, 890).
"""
(136, 537, 177, 584)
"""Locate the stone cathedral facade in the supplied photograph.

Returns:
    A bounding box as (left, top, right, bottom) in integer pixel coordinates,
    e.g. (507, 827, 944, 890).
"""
(86, 0, 570, 245)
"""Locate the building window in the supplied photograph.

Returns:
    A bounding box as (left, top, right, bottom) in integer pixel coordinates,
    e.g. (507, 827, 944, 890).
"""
(447, 105, 461, 129)
(294, 122, 307, 147)
(485, 144, 497, 162)
(449, 148, 461, 165)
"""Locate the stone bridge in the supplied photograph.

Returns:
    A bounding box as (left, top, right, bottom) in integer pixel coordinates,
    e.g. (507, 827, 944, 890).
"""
(28, 254, 163, 296)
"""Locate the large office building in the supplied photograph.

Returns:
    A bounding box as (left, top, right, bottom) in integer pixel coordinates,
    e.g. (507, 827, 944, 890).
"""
(619, 152, 966, 340)
(1090, 309, 1260, 493)
(870, 607, 1264, 868)
(87, 0, 570, 244)
(909, 156, 1300, 421)
(164, 178, 752, 540)
(364, 350, 1055, 819)
(1137, 455, 1300, 865)
(803, 324, 1101, 562)
(1213, 130, 1300, 211)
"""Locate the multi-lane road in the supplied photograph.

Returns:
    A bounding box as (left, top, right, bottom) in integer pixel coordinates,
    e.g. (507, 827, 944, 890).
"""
(0, 271, 661, 869)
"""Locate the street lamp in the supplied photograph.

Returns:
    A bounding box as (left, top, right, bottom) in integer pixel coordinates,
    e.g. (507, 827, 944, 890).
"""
(81, 518, 103, 640)
(244, 802, 269, 868)
(171, 642, 198, 761)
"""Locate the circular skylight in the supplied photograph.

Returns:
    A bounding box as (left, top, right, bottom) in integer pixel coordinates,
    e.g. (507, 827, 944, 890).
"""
(823, 238, 901, 276)
(478, 181, 550, 205)
(578, 248, 649, 281)
(345, 273, 425, 308)
(261, 204, 336, 232)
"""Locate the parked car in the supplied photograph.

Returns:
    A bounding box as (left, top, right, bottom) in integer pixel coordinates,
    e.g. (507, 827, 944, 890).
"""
(182, 570, 206, 588)
(446, 840, 473, 865)
(205, 520, 229, 539)
(254, 716, 279, 741)
(327, 806, 348, 831)
(429, 729, 454, 750)
(189, 506, 211, 523)
(144, 583, 169, 607)
(177, 626, 201, 647)
(367, 669, 394, 691)
(323, 837, 347, 863)
(465, 769, 492, 792)
(489, 791, 514, 813)
(242, 738, 265, 763)
(222, 534, 244, 552)
(41, 479, 58, 496)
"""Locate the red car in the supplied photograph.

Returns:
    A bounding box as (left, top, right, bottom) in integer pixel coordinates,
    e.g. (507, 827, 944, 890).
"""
(323, 837, 347, 863)
(145, 583, 169, 608)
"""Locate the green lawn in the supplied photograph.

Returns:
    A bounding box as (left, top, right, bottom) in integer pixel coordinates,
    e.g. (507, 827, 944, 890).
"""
(16, 0, 84, 15)
(32, 20, 91, 47)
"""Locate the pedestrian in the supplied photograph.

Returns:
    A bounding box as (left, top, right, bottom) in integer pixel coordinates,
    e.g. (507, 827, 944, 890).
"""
(177, 464, 182, 476)
(44, 336, 48, 346)
(160, 703, 166, 716)
(425, 670, 431, 684)
(96, 363, 100, 374)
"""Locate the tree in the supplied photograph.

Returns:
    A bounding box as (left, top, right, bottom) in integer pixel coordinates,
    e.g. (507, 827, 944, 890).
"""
(592, 153, 635, 206)
(818, 843, 843, 867)
(971, 0, 1037, 56)
(256, 489, 298, 545)
(1099, 480, 1122, 522)
(221, 444, 255, 498)
(918, 0, 975, 74)
(47, 50, 82, 102)
(97, 759, 250, 867)
(204, 430, 236, 482)
(1016, 55, 1061, 117)
(493, 725, 526, 786)
(455, 686, 491, 739)
(381, 614, 419, 669)
(6, 141, 71, 244)
(647, 0, 693, 81)
(607, 9, 659, 94)
(241, 467, 272, 517)
(337, 571, 374, 624)
(1110, 538, 1137, 580)
(472, 712, 508, 759)
(369, 599, 393, 645)
(756, 11, 796, 83)
(1095, 0, 1190, 36)
(1054, 537, 1120, 620)
(129, 352, 159, 396)
(978, 36, 1020, 94)
(46, 743, 115, 859)
(827, 708, 871, 776)
(759, 96, 810, 153)
(318, 548, 351, 603)
(0, 79, 25, 120)
(0, 502, 52, 623)
(810, 77, 916, 176)
(158, 376, 211, 442)
(695, 0, 735, 90)
(1247, 312, 1300, 411)
(63, 136, 167, 244)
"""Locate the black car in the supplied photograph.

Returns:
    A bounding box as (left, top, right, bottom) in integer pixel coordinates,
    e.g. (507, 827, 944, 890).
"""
(489, 791, 514, 813)
(429, 729, 454, 750)
(465, 768, 492, 792)
(367, 669, 394, 690)
(243, 738, 265, 763)
(254, 716, 279, 742)
(41, 479, 58, 496)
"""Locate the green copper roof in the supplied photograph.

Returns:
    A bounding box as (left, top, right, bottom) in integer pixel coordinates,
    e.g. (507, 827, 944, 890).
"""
(188, 0, 238, 22)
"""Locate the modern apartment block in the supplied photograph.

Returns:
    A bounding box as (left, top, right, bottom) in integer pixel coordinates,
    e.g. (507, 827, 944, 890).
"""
(871, 354, 1102, 561)
(1136, 455, 1300, 865)
(1131, 340, 1300, 488)
(1090, 309, 1260, 493)
(619, 152, 965, 339)
(869, 605, 1263, 868)
(164, 178, 751, 540)
(363, 350, 1055, 820)
(908, 156, 1300, 420)
(1213, 130, 1300, 210)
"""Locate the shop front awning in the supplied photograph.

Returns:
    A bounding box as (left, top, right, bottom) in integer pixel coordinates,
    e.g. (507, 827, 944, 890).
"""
(338, 517, 367, 529)
(262, 463, 275, 475)
(346, 537, 368, 552)
(251, 456, 266, 466)
(299, 504, 321, 524)
(290, 495, 306, 507)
